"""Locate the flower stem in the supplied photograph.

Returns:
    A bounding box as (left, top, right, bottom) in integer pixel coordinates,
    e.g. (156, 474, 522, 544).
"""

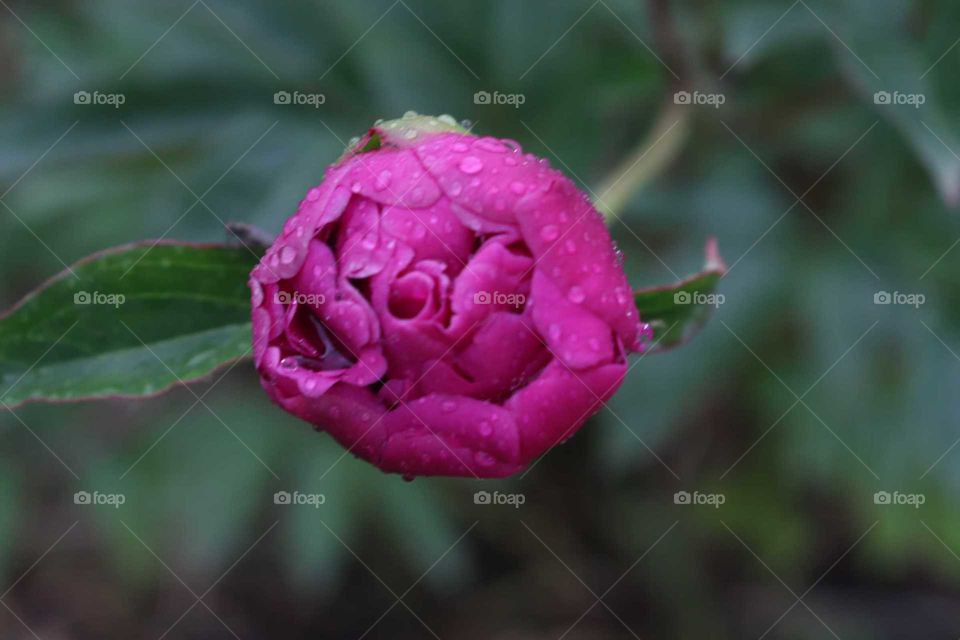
(595, 100, 690, 222)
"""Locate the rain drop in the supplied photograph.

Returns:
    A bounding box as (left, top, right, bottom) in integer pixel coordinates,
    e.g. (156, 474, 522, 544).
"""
(459, 156, 484, 174)
(474, 137, 507, 153)
(280, 245, 297, 264)
(474, 451, 496, 467)
(548, 323, 561, 341)
(540, 225, 559, 241)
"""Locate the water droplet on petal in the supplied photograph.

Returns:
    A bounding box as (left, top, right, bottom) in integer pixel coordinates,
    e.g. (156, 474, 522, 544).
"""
(568, 286, 585, 303)
(449, 181, 463, 196)
(548, 323, 561, 342)
(459, 156, 484, 174)
(375, 170, 392, 190)
(479, 421, 492, 437)
(442, 400, 457, 413)
(474, 137, 507, 153)
(452, 142, 469, 152)
(250, 279, 264, 306)
(307, 187, 321, 201)
(350, 182, 362, 193)
(280, 245, 297, 264)
(510, 181, 526, 194)
(540, 225, 559, 241)
(474, 451, 496, 467)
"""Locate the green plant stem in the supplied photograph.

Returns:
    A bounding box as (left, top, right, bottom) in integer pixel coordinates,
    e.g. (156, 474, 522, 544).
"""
(595, 101, 690, 221)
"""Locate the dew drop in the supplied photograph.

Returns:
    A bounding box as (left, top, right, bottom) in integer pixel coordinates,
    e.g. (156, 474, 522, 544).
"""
(510, 181, 526, 194)
(459, 156, 484, 174)
(307, 187, 321, 201)
(568, 286, 585, 303)
(375, 170, 392, 190)
(442, 400, 457, 413)
(449, 181, 463, 196)
(539, 225, 559, 241)
(474, 451, 496, 467)
(350, 182, 362, 193)
(280, 245, 297, 264)
(250, 279, 264, 306)
(548, 323, 561, 342)
(474, 137, 507, 153)
(479, 421, 493, 437)
(452, 142, 469, 152)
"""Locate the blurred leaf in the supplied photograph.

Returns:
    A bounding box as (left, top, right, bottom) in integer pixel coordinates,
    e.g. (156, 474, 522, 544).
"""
(0, 242, 256, 407)
(635, 239, 726, 351)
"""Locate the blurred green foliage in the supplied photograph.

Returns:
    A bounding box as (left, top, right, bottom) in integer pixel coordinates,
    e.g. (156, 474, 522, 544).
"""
(3, 0, 960, 637)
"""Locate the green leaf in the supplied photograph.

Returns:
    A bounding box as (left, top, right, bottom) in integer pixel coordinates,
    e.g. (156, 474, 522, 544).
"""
(0, 242, 258, 407)
(635, 239, 726, 352)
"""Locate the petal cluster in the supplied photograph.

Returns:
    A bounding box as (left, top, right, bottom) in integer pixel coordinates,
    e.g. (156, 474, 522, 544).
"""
(251, 116, 647, 478)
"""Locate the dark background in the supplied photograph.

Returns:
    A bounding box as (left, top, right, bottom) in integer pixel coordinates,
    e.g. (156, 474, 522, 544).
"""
(2, 0, 960, 638)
